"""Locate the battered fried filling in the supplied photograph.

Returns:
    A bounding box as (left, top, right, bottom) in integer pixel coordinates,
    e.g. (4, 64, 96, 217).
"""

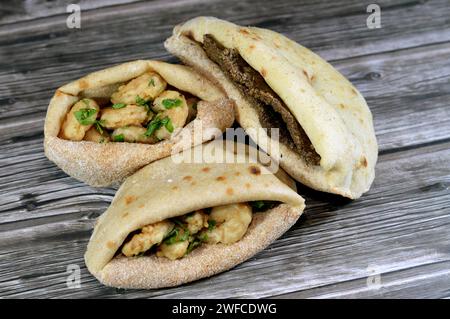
(202, 34, 320, 166)
(120, 201, 278, 260)
(58, 72, 199, 144)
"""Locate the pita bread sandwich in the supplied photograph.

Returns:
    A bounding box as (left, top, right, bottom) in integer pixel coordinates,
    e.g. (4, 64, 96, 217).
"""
(44, 60, 235, 187)
(165, 17, 378, 199)
(85, 141, 305, 289)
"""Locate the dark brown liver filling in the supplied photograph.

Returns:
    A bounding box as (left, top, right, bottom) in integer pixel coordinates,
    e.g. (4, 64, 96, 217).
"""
(202, 34, 320, 166)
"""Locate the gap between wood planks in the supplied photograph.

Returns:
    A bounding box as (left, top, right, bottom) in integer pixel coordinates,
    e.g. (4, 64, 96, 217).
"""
(0, 139, 448, 298)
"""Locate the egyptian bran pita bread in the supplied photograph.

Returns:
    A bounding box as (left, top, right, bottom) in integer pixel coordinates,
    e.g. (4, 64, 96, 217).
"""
(85, 141, 305, 289)
(44, 60, 235, 187)
(165, 16, 378, 199)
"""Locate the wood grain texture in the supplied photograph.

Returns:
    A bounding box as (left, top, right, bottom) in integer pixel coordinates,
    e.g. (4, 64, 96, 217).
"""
(1, 140, 449, 298)
(1, 0, 449, 298)
(0, 0, 142, 25)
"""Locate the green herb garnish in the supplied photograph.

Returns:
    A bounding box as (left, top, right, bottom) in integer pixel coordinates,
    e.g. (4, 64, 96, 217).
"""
(162, 117, 174, 133)
(250, 201, 278, 212)
(94, 119, 105, 134)
(144, 116, 173, 136)
(162, 98, 182, 109)
(186, 232, 209, 255)
(135, 95, 148, 106)
(164, 226, 189, 245)
(148, 78, 155, 87)
(208, 220, 216, 231)
(74, 108, 98, 125)
(112, 103, 126, 109)
(113, 134, 125, 142)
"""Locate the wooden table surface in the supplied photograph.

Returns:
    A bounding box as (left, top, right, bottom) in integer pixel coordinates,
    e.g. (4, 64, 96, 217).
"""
(1, 0, 449, 299)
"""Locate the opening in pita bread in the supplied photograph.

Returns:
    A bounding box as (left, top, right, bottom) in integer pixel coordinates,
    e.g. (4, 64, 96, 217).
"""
(115, 201, 279, 261)
(58, 72, 199, 144)
(200, 34, 321, 166)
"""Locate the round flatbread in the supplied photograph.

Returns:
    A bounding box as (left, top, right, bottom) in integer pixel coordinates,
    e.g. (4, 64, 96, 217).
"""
(165, 17, 378, 199)
(85, 141, 305, 289)
(44, 60, 235, 187)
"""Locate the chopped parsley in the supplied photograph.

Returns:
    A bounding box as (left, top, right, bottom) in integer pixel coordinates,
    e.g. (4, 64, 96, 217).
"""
(148, 78, 155, 87)
(164, 226, 189, 245)
(135, 95, 148, 106)
(113, 134, 125, 142)
(112, 103, 126, 109)
(74, 108, 98, 125)
(162, 117, 174, 133)
(250, 201, 278, 212)
(144, 116, 174, 137)
(162, 98, 182, 109)
(93, 119, 105, 134)
(208, 220, 216, 231)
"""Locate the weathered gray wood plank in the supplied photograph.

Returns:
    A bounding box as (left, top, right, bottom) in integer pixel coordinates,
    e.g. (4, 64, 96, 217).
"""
(272, 261, 450, 299)
(1, 141, 449, 298)
(1, 0, 450, 300)
(0, 0, 142, 25)
(1, 40, 449, 153)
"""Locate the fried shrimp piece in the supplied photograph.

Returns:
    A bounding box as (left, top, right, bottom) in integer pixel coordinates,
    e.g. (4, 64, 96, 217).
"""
(152, 90, 189, 140)
(111, 72, 167, 105)
(156, 240, 190, 260)
(60, 98, 100, 141)
(83, 126, 110, 143)
(100, 104, 148, 129)
(205, 203, 253, 244)
(122, 221, 174, 257)
(182, 210, 209, 235)
(112, 126, 158, 144)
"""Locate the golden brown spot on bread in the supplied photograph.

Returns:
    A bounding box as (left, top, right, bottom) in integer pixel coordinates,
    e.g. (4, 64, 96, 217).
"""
(261, 68, 267, 77)
(191, 181, 196, 186)
(339, 103, 346, 109)
(125, 195, 137, 205)
(122, 212, 129, 218)
(249, 44, 255, 50)
(361, 156, 368, 168)
(138, 204, 144, 208)
(245, 183, 251, 189)
(351, 88, 357, 95)
(235, 172, 241, 176)
(239, 29, 250, 35)
(183, 175, 193, 181)
(226, 187, 234, 195)
(79, 79, 88, 89)
(302, 70, 308, 78)
(216, 176, 226, 181)
(311, 75, 316, 82)
(249, 165, 261, 175)
(184, 30, 194, 39)
(202, 167, 211, 173)
(55, 90, 63, 97)
(172, 186, 179, 191)
(106, 241, 115, 249)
